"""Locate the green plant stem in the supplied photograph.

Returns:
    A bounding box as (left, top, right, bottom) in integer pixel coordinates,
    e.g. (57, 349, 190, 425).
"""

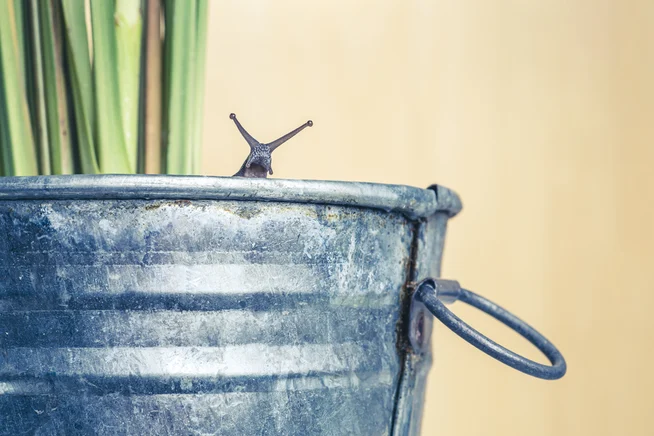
(191, 0, 208, 174)
(20, 0, 37, 140)
(90, 0, 131, 174)
(161, 0, 171, 172)
(0, 60, 10, 176)
(115, 0, 142, 172)
(40, 0, 77, 175)
(163, 0, 195, 174)
(61, 0, 99, 174)
(12, 0, 27, 93)
(29, 0, 51, 174)
(0, 0, 38, 176)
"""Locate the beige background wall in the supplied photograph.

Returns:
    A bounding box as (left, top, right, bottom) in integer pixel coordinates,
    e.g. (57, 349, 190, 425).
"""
(200, 1, 654, 435)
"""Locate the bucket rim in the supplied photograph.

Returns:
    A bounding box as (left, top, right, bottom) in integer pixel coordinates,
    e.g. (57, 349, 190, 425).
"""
(0, 175, 461, 219)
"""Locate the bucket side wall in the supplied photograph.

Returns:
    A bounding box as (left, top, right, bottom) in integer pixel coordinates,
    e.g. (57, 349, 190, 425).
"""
(392, 212, 450, 435)
(0, 198, 415, 436)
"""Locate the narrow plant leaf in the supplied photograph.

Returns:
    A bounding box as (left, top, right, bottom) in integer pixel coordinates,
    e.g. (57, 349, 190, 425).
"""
(0, 61, 11, 176)
(12, 0, 27, 92)
(40, 0, 77, 174)
(29, 0, 51, 174)
(191, 0, 208, 174)
(136, 7, 147, 174)
(21, 0, 41, 151)
(21, 0, 38, 140)
(61, 0, 99, 173)
(163, 0, 195, 174)
(1, 1, 18, 177)
(115, 0, 142, 172)
(0, 0, 38, 176)
(144, 0, 162, 174)
(90, 0, 132, 174)
(161, 0, 173, 173)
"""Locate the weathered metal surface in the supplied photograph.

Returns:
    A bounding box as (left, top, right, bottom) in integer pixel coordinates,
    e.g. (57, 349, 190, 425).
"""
(0, 176, 461, 435)
(0, 175, 462, 220)
(392, 203, 450, 436)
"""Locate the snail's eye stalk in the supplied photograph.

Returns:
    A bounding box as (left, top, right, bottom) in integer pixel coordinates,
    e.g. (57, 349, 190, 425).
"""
(268, 120, 313, 152)
(229, 113, 259, 148)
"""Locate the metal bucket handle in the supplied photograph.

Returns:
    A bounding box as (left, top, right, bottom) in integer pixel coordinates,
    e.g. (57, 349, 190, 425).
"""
(410, 278, 567, 380)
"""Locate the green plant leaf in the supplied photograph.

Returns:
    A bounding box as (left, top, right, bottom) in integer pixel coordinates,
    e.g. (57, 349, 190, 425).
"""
(0, 59, 11, 176)
(115, 0, 142, 172)
(61, 0, 99, 174)
(162, 0, 172, 169)
(0, 0, 39, 176)
(30, 0, 51, 175)
(90, 0, 132, 174)
(191, 0, 207, 174)
(12, 0, 27, 93)
(39, 0, 78, 175)
(163, 0, 195, 175)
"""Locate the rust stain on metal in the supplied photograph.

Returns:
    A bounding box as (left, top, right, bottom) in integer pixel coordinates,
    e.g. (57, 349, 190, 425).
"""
(144, 200, 193, 211)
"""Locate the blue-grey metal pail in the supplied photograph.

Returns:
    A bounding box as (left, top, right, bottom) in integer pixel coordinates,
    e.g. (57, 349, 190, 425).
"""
(0, 175, 564, 435)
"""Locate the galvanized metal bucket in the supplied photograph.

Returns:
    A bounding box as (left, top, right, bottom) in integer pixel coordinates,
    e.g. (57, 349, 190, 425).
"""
(0, 175, 565, 435)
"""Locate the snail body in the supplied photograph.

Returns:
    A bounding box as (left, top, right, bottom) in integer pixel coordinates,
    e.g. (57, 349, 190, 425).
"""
(230, 113, 313, 178)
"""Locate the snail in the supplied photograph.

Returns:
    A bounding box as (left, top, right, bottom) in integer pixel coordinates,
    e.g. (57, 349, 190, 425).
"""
(230, 113, 313, 178)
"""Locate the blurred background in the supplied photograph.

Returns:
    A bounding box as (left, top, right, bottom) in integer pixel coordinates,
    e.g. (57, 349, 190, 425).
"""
(200, 1, 653, 435)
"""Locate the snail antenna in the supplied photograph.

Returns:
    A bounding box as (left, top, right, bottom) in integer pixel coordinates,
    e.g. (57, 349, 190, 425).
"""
(268, 120, 313, 152)
(229, 113, 259, 148)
